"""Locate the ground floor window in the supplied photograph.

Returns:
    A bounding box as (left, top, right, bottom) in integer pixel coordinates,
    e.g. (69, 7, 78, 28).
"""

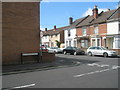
(81, 40, 88, 48)
(91, 38, 101, 47)
(106, 37, 113, 49)
(66, 41, 68, 47)
(69, 40, 71, 46)
(115, 38, 120, 49)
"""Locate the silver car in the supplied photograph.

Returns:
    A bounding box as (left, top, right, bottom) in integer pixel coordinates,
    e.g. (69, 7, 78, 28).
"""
(87, 46, 117, 57)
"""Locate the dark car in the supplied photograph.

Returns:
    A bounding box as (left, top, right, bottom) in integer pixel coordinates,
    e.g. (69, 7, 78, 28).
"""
(63, 47, 85, 55)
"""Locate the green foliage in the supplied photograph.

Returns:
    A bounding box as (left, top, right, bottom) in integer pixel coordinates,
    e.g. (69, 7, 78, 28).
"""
(55, 40, 61, 48)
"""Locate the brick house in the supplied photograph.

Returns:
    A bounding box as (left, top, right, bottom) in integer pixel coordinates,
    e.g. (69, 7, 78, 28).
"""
(42, 26, 68, 48)
(2, 2, 40, 64)
(76, 5, 120, 54)
(64, 16, 88, 48)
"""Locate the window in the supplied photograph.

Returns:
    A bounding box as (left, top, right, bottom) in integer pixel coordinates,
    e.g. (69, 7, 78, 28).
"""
(66, 41, 68, 47)
(45, 36, 47, 39)
(97, 39, 100, 46)
(89, 47, 96, 49)
(94, 25, 98, 34)
(80, 40, 88, 48)
(82, 27, 86, 36)
(96, 47, 101, 50)
(69, 40, 71, 46)
(68, 30, 71, 37)
(81, 40, 84, 48)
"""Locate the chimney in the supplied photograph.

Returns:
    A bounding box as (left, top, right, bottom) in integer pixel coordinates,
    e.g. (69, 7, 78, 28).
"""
(69, 17, 73, 25)
(45, 28, 47, 31)
(107, 9, 110, 11)
(92, 5, 98, 19)
(54, 25, 57, 30)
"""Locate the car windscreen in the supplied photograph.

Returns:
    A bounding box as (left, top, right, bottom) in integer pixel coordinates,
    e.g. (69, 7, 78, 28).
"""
(101, 47, 107, 50)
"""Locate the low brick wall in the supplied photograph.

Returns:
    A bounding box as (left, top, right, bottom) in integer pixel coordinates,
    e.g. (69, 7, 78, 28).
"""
(41, 52, 55, 62)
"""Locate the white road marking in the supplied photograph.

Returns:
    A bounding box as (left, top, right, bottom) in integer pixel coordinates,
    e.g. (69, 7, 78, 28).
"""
(12, 83, 35, 89)
(87, 63, 110, 67)
(74, 65, 120, 78)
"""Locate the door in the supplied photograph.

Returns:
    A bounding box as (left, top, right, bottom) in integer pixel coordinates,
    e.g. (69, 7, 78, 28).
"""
(96, 47, 103, 55)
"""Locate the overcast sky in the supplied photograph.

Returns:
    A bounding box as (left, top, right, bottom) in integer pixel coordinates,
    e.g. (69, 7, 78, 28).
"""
(40, 2, 118, 30)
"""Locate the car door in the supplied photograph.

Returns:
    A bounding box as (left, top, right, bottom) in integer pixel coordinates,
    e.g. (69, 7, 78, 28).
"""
(65, 47, 71, 53)
(96, 47, 102, 55)
(91, 47, 97, 55)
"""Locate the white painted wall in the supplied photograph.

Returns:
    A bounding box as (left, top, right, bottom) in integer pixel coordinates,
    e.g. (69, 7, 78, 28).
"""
(107, 21, 119, 35)
(64, 28, 77, 48)
(42, 35, 49, 44)
(107, 21, 120, 49)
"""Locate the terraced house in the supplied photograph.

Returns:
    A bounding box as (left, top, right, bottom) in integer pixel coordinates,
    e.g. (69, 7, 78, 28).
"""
(75, 5, 120, 54)
(42, 26, 68, 48)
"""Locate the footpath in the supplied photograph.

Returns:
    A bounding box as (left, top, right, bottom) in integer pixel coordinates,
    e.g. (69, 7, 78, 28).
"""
(2, 57, 80, 75)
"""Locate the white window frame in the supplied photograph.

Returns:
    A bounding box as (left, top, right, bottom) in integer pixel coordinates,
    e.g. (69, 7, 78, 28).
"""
(82, 27, 87, 36)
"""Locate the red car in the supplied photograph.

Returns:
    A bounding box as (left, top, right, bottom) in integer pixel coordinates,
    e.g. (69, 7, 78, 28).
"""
(40, 46, 48, 52)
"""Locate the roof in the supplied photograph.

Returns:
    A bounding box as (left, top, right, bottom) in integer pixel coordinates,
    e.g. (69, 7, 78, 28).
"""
(76, 8, 119, 28)
(108, 7, 120, 20)
(64, 16, 88, 30)
(43, 7, 119, 35)
(43, 26, 69, 36)
(76, 16, 94, 27)
(91, 9, 116, 24)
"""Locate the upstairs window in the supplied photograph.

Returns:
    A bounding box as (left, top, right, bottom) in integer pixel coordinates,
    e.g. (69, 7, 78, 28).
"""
(94, 24, 98, 34)
(82, 27, 86, 36)
(68, 30, 71, 37)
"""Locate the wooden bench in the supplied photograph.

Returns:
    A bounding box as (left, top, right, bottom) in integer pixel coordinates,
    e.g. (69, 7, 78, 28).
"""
(21, 52, 39, 64)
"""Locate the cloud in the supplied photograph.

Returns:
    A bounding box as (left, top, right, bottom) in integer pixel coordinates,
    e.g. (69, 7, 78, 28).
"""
(82, 8, 108, 17)
(40, 28, 45, 31)
(40, 25, 45, 31)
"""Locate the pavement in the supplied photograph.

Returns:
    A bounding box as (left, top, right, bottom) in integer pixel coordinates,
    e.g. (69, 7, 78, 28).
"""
(2, 54, 120, 75)
(2, 56, 81, 75)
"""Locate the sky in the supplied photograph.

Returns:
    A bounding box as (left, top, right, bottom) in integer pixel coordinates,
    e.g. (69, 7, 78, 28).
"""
(40, 2, 119, 30)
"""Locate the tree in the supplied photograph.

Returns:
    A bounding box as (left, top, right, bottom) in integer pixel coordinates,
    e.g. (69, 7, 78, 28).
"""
(55, 40, 61, 48)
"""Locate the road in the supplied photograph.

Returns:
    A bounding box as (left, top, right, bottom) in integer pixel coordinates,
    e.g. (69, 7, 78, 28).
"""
(2, 54, 120, 89)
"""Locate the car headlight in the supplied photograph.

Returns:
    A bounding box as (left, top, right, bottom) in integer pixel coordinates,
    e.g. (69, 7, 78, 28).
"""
(109, 52, 116, 54)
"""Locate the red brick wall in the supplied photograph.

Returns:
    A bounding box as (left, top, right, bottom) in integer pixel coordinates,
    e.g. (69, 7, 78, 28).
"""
(60, 30, 64, 43)
(89, 26, 94, 35)
(2, 2, 40, 65)
(98, 23, 107, 34)
(76, 27, 82, 36)
(76, 27, 90, 36)
(42, 52, 55, 62)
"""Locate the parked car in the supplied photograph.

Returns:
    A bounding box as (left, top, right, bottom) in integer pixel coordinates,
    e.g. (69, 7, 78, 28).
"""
(63, 47, 85, 55)
(40, 46, 48, 52)
(87, 46, 117, 57)
(47, 47, 62, 53)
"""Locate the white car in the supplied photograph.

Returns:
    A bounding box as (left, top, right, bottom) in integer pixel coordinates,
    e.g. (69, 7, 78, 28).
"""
(47, 47, 62, 53)
(87, 46, 117, 57)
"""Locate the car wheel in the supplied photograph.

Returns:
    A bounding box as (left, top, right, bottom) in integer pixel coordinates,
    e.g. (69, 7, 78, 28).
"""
(103, 53, 108, 57)
(63, 51, 66, 55)
(88, 52, 92, 56)
(74, 52, 77, 55)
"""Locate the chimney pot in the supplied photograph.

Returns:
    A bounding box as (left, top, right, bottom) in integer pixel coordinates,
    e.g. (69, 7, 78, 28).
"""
(107, 9, 110, 11)
(93, 5, 98, 19)
(69, 17, 73, 25)
(54, 25, 56, 30)
(45, 28, 47, 31)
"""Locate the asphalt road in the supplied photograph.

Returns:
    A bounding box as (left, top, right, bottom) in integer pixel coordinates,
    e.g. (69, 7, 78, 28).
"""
(2, 54, 120, 89)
